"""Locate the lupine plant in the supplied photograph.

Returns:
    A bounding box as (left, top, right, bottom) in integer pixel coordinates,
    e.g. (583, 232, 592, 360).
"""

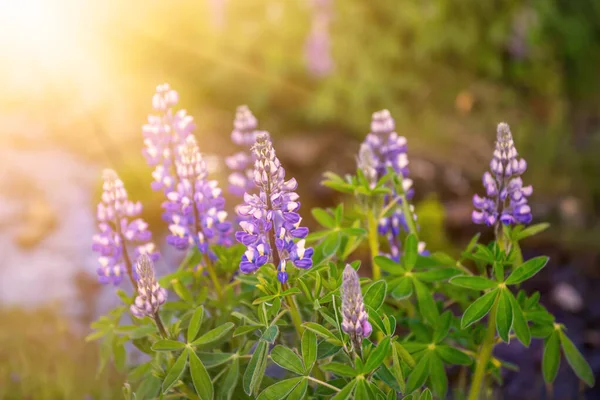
(87, 85, 594, 400)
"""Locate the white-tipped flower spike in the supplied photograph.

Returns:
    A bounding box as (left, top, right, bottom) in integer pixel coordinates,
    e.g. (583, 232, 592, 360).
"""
(341, 265, 372, 349)
(130, 254, 167, 318)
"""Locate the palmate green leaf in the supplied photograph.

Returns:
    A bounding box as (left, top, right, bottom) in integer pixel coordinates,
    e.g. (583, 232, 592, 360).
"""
(419, 389, 433, 400)
(302, 322, 341, 344)
(505, 256, 549, 285)
(301, 330, 317, 373)
(196, 352, 235, 369)
(192, 322, 235, 347)
(436, 345, 471, 365)
(461, 289, 498, 329)
(432, 311, 452, 343)
(256, 377, 304, 400)
(152, 340, 187, 352)
(331, 379, 357, 400)
(450, 276, 497, 291)
(391, 277, 413, 300)
(392, 341, 406, 393)
(243, 340, 269, 396)
(364, 280, 387, 310)
(413, 278, 439, 325)
(233, 325, 259, 337)
(364, 337, 391, 373)
(414, 268, 462, 282)
(496, 289, 513, 343)
(514, 222, 550, 241)
(317, 341, 342, 359)
(261, 325, 279, 343)
(187, 306, 204, 343)
(217, 356, 239, 400)
(428, 352, 447, 398)
(374, 256, 404, 275)
(189, 350, 214, 400)
(162, 349, 188, 394)
(543, 331, 561, 383)
(322, 362, 357, 377)
(312, 208, 336, 228)
(404, 234, 419, 270)
(286, 378, 308, 400)
(375, 364, 402, 392)
(322, 233, 342, 258)
(506, 291, 531, 347)
(271, 345, 305, 375)
(559, 330, 595, 387)
(354, 379, 371, 400)
(407, 352, 431, 393)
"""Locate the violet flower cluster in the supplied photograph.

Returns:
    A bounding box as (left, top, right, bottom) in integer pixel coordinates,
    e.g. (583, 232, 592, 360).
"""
(304, 0, 334, 77)
(472, 122, 533, 226)
(341, 265, 372, 347)
(164, 135, 232, 258)
(92, 169, 159, 286)
(225, 106, 262, 198)
(235, 132, 313, 284)
(142, 84, 195, 193)
(130, 254, 167, 318)
(359, 109, 426, 261)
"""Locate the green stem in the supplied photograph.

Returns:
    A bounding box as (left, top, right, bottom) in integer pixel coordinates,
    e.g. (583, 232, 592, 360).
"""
(467, 300, 499, 400)
(367, 208, 381, 280)
(284, 293, 304, 337)
(153, 312, 169, 339)
(204, 254, 223, 299)
(307, 376, 341, 392)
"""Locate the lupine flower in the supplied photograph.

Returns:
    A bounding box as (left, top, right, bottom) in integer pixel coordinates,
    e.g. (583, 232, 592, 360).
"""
(304, 0, 334, 77)
(235, 132, 313, 284)
(130, 254, 167, 318)
(359, 109, 427, 261)
(472, 122, 532, 226)
(92, 170, 158, 286)
(225, 106, 262, 197)
(164, 135, 232, 258)
(142, 84, 195, 193)
(341, 265, 372, 347)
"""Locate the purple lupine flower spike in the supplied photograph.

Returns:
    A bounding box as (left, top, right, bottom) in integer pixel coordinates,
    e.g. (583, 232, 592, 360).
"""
(304, 0, 334, 77)
(341, 265, 372, 349)
(472, 122, 532, 227)
(226, 106, 262, 198)
(92, 170, 159, 286)
(130, 254, 167, 318)
(164, 135, 232, 258)
(235, 132, 313, 284)
(360, 109, 427, 261)
(142, 84, 195, 193)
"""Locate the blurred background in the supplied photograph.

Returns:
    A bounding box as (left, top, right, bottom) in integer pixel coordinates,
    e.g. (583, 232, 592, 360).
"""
(0, 0, 599, 398)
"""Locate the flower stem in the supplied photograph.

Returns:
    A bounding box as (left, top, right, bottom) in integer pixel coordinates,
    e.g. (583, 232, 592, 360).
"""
(204, 254, 223, 299)
(307, 376, 341, 392)
(367, 208, 381, 280)
(468, 299, 499, 400)
(153, 311, 169, 339)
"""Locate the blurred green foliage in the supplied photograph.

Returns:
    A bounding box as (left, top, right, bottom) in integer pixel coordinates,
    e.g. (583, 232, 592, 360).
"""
(0, 307, 123, 400)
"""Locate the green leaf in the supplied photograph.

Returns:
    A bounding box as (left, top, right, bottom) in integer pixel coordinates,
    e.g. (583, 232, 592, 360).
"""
(196, 352, 234, 369)
(432, 312, 452, 343)
(394, 342, 416, 368)
(413, 278, 439, 324)
(559, 331, 595, 387)
(375, 364, 402, 392)
(243, 340, 269, 396)
(392, 343, 406, 393)
(321, 362, 357, 377)
(407, 352, 430, 393)
(286, 378, 308, 400)
(152, 340, 187, 352)
(364, 280, 387, 310)
(192, 322, 234, 347)
(419, 389, 433, 400)
(391, 277, 413, 300)
(331, 379, 357, 400)
(301, 330, 317, 373)
(543, 331, 560, 383)
(364, 337, 391, 373)
(414, 268, 462, 282)
(271, 345, 305, 375)
(404, 234, 419, 270)
(374, 256, 404, 275)
(312, 208, 336, 228)
(233, 325, 259, 337)
(436, 346, 471, 365)
(162, 349, 188, 393)
(322, 233, 341, 258)
(354, 379, 370, 400)
(217, 356, 239, 400)
(507, 291, 531, 347)
(317, 341, 342, 359)
(171, 279, 194, 304)
(505, 256, 549, 285)
(302, 322, 340, 343)
(496, 289, 513, 343)
(428, 352, 448, 398)
(261, 325, 279, 344)
(461, 289, 498, 329)
(514, 223, 550, 241)
(187, 306, 204, 343)
(256, 377, 303, 400)
(450, 276, 497, 291)
(189, 350, 214, 400)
